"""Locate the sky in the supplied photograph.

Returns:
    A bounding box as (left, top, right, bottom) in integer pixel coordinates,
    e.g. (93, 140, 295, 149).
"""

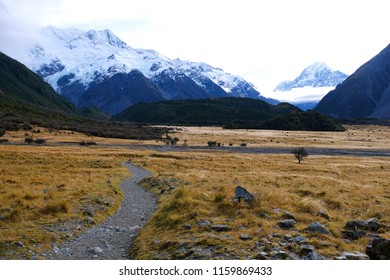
(1, 0, 389, 100)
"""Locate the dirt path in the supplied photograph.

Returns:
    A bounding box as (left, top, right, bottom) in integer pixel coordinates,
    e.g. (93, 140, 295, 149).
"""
(44, 162, 156, 260)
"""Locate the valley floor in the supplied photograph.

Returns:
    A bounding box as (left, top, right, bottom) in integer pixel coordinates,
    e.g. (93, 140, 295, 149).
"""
(0, 125, 389, 259)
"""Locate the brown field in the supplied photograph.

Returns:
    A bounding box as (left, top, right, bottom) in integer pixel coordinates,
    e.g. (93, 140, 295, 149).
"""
(0, 124, 389, 259)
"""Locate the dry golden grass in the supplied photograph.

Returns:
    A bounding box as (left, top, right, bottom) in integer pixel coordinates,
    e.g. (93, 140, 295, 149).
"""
(1, 124, 389, 260)
(0, 145, 131, 259)
(170, 125, 390, 149)
(131, 151, 390, 259)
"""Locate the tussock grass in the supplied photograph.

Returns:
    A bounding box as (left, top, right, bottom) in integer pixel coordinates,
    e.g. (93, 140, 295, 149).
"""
(0, 145, 130, 259)
(132, 151, 390, 259)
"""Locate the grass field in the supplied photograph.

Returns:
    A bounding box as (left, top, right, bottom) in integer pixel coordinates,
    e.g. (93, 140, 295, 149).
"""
(0, 125, 389, 259)
(0, 145, 131, 259)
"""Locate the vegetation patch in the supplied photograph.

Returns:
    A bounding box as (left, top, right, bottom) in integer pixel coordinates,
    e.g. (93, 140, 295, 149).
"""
(0, 145, 129, 259)
(131, 151, 390, 259)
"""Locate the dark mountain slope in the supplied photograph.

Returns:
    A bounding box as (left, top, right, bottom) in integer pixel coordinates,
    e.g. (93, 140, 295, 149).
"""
(0, 52, 75, 114)
(315, 44, 390, 119)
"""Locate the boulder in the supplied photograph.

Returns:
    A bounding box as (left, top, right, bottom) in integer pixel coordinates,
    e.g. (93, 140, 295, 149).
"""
(210, 224, 231, 232)
(340, 251, 369, 260)
(306, 222, 331, 235)
(366, 237, 390, 260)
(342, 230, 367, 240)
(234, 186, 255, 204)
(303, 251, 325, 260)
(278, 219, 297, 229)
(197, 220, 211, 227)
(345, 220, 370, 231)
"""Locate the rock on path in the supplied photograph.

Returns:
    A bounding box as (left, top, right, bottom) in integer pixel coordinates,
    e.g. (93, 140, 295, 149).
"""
(44, 162, 156, 259)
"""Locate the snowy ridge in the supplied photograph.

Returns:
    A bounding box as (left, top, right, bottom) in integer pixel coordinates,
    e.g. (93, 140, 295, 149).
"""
(13, 26, 272, 112)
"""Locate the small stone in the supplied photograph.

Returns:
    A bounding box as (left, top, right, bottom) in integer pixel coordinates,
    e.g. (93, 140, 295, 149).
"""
(52, 246, 60, 254)
(0, 215, 5, 220)
(278, 241, 288, 246)
(306, 222, 331, 235)
(169, 185, 176, 190)
(278, 219, 297, 229)
(239, 234, 251, 240)
(253, 252, 269, 260)
(211, 224, 231, 232)
(299, 245, 315, 255)
(197, 220, 212, 227)
(14, 241, 25, 248)
(341, 251, 369, 260)
(88, 247, 103, 255)
(290, 236, 307, 244)
(284, 234, 293, 240)
(272, 250, 290, 260)
(304, 251, 325, 260)
(182, 224, 192, 230)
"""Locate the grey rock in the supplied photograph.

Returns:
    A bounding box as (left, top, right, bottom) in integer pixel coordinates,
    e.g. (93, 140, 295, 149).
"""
(366, 236, 390, 260)
(253, 252, 269, 260)
(272, 250, 291, 260)
(0, 215, 5, 220)
(239, 234, 252, 240)
(278, 219, 297, 229)
(234, 186, 255, 204)
(197, 220, 212, 227)
(299, 245, 316, 255)
(341, 251, 369, 260)
(211, 224, 231, 232)
(182, 224, 192, 230)
(87, 247, 103, 255)
(290, 236, 307, 244)
(366, 218, 389, 232)
(303, 251, 325, 260)
(342, 230, 366, 240)
(52, 246, 60, 254)
(345, 220, 369, 231)
(306, 222, 331, 235)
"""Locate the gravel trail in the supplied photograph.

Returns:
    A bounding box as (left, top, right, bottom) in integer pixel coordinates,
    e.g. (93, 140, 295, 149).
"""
(45, 162, 156, 259)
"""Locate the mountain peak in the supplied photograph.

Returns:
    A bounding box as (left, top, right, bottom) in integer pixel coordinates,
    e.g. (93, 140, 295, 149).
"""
(44, 26, 127, 49)
(275, 62, 348, 91)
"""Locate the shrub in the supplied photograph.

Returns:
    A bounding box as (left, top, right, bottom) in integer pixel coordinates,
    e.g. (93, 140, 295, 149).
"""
(0, 129, 5, 137)
(292, 147, 308, 163)
(34, 139, 47, 145)
(24, 137, 34, 144)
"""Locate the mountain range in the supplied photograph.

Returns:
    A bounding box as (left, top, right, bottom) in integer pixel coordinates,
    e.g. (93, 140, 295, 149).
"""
(315, 44, 390, 119)
(15, 26, 277, 115)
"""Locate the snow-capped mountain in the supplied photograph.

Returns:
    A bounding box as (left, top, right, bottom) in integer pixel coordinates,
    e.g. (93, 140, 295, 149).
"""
(14, 26, 276, 115)
(275, 62, 348, 91)
(273, 62, 348, 110)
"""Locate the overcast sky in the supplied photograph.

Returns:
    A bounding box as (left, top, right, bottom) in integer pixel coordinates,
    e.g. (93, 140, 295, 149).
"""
(1, 0, 389, 99)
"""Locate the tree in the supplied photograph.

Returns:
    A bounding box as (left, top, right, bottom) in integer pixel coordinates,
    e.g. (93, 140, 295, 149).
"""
(292, 147, 308, 163)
